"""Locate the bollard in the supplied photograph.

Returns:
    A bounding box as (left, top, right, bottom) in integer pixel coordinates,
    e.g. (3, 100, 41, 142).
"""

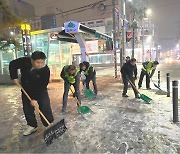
(167, 73, 170, 97)
(172, 81, 178, 123)
(158, 71, 160, 88)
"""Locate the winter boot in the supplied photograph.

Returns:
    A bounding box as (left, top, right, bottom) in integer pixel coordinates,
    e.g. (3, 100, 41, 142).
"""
(122, 94, 129, 97)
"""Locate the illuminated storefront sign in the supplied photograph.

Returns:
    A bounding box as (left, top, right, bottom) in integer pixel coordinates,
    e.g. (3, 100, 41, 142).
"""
(64, 21, 80, 33)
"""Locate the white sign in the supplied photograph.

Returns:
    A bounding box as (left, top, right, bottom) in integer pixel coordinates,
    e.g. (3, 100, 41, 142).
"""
(158, 45, 161, 50)
(64, 21, 80, 33)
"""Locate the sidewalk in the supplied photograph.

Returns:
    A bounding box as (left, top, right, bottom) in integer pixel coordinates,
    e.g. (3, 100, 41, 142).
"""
(0, 77, 180, 153)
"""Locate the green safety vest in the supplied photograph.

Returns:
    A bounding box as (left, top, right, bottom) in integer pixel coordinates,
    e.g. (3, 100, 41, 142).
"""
(84, 65, 94, 76)
(142, 61, 155, 73)
(64, 65, 79, 84)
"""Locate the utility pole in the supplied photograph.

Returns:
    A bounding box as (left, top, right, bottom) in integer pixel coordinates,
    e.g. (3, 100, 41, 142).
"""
(121, 0, 126, 65)
(112, 0, 117, 78)
(132, 27, 135, 58)
(132, 12, 136, 58)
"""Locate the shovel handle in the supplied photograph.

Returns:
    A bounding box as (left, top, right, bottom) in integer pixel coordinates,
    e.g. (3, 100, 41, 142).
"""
(69, 87, 81, 106)
(150, 78, 154, 83)
(17, 83, 51, 126)
(127, 78, 140, 94)
(147, 73, 157, 86)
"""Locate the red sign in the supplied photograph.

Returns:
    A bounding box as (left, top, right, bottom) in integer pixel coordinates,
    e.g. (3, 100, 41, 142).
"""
(127, 31, 133, 38)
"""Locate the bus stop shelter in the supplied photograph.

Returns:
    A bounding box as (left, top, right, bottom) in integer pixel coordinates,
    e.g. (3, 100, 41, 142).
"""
(31, 21, 113, 80)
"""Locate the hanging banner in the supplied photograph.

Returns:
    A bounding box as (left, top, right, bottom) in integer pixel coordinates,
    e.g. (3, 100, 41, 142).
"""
(126, 31, 133, 42)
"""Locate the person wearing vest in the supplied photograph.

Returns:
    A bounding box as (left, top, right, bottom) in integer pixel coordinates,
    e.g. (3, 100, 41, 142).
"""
(79, 62, 86, 90)
(60, 65, 81, 113)
(9, 51, 54, 136)
(121, 58, 139, 98)
(79, 61, 97, 95)
(138, 61, 159, 89)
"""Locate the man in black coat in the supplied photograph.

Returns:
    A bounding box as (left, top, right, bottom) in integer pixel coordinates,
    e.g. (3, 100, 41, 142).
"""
(121, 58, 139, 98)
(9, 51, 54, 136)
(79, 61, 97, 95)
(125, 56, 130, 63)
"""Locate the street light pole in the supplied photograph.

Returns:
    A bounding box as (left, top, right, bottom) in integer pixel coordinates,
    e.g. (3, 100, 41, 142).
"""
(112, 0, 117, 78)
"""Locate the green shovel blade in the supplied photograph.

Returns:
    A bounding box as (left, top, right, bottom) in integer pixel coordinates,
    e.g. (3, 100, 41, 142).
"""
(140, 94, 152, 103)
(84, 89, 95, 99)
(77, 106, 91, 114)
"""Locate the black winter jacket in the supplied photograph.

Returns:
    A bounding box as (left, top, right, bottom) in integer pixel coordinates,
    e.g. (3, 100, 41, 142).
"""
(9, 57, 50, 98)
(121, 61, 137, 79)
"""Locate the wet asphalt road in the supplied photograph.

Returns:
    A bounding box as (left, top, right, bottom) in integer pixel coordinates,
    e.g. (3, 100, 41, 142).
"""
(154, 61, 180, 80)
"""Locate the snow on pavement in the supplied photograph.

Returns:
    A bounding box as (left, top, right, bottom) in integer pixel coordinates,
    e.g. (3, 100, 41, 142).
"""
(44, 81, 180, 153)
(1, 78, 180, 153)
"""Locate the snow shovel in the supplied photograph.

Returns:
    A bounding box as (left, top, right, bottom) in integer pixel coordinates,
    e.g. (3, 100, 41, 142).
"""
(17, 83, 67, 146)
(146, 72, 162, 90)
(127, 78, 152, 103)
(84, 89, 96, 99)
(70, 87, 91, 114)
(151, 78, 162, 90)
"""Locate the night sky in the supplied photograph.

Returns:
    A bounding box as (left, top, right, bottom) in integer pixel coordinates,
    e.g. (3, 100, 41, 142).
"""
(25, 0, 180, 51)
(149, 0, 180, 51)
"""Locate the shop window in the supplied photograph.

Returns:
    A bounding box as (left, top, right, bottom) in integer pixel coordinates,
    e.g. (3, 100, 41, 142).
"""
(88, 21, 94, 25)
(96, 20, 103, 24)
(107, 20, 112, 25)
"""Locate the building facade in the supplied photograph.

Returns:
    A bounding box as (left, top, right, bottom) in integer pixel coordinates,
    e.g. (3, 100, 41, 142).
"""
(28, 0, 114, 32)
(41, 14, 57, 30)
